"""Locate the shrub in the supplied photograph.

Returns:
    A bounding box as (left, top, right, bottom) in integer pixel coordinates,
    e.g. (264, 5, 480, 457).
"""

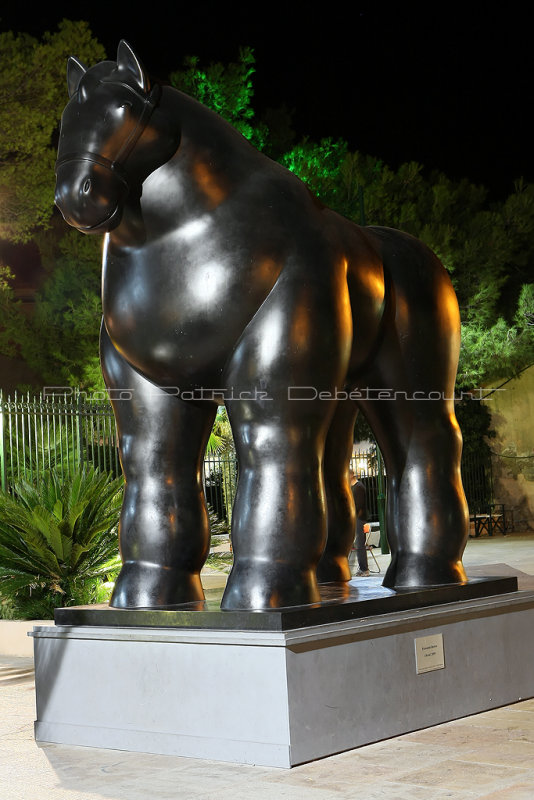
(0, 467, 123, 619)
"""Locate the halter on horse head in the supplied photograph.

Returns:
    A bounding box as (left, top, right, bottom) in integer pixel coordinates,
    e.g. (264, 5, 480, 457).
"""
(55, 41, 162, 232)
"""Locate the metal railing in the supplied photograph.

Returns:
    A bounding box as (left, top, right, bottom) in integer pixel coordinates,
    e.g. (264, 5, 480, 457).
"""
(204, 452, 238, 524)
(0, 391, 120, 492)
(0, 392, 490, 537)
(460, 451, 494, 513)
(0, 392, 240, 525)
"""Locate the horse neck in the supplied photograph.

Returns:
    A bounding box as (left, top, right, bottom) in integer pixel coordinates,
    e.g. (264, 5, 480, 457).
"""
(114, 87, 265, 241)
(158, 87, 261, 187)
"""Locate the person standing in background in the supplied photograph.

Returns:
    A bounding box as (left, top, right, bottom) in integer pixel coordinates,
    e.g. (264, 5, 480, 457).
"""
(349, 468, 370, 576)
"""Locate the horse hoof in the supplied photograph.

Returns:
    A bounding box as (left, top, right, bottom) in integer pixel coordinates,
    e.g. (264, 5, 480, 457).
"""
(382, 553, 467, 589)
(220, 562, 321, 611)
(110, 561, 205, 608)
(316, 554, 352, 583)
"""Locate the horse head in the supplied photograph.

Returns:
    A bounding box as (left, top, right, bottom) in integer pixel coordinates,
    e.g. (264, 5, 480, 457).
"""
(55, 41, 163, 233)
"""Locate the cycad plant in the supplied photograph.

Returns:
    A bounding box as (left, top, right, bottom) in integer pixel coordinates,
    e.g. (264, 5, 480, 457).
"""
(0, 467, 124, 619)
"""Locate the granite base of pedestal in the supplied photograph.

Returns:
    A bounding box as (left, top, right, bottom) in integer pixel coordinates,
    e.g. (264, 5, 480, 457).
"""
(32, 581, 534, 768)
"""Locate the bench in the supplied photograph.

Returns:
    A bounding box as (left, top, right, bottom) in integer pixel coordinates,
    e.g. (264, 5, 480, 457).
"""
(470, 504, 506, 537)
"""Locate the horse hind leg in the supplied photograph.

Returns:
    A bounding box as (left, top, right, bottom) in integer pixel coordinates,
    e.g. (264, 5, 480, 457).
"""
(351, 228, 470, 588)
(316, 398, 359, 583)
(356, 361, 468, 589)
(377, 398, 468, 588)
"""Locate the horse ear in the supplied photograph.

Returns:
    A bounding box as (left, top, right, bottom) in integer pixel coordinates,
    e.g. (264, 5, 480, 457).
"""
(116, 40, 150, 92)
(67, 56, 87, 97)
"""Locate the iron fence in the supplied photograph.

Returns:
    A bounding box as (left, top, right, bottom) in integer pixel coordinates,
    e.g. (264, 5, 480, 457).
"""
(349, 448, 385, 522)
(0, 391, 120, 491)
(461, 451, 494, 513)
(0, 392, 239, 522)
(204, 452, 238, 524)
(0, 392, 491, 530)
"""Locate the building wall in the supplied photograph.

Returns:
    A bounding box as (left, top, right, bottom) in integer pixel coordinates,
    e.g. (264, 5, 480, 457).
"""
(482, 365, 534, 530)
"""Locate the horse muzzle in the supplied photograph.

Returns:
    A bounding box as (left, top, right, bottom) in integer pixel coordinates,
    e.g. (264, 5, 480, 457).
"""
(55, 158, 128, 233)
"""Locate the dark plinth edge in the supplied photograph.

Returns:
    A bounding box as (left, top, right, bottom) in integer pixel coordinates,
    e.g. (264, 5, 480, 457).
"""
(54, 576, 519, 632)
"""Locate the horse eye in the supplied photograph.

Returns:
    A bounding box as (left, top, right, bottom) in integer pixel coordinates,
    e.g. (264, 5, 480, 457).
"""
(119, 102, 132, 110)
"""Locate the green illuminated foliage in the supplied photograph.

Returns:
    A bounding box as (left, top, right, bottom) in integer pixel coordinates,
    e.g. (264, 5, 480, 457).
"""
(0, 21, 106, 243)
(458, 284, 534, 388)
(281, 137, 348, 205)
(0, 232, 103, 389)
(170, 47, 268, 150)
(0, 21, 107, 389)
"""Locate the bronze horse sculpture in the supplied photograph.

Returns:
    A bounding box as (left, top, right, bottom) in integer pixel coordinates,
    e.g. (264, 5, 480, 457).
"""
(55, 41, 469, 611)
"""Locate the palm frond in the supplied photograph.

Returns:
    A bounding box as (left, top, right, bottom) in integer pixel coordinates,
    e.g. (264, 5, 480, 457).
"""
(0, 466, 124, 618)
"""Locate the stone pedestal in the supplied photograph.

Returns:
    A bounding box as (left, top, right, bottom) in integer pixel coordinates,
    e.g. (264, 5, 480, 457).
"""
(32, 578, 534, 768)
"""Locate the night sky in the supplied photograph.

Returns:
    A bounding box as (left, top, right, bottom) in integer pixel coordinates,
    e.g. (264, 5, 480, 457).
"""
(1, 3, 532, 201)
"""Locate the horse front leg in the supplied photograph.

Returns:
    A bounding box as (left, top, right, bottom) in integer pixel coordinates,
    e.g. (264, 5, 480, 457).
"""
(101, 326, 216, 608)
(222, 395, 331, 610)
(219, 277, 349, 610)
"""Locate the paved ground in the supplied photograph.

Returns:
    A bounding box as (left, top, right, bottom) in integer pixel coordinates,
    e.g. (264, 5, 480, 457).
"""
(2, 533, 534, 799)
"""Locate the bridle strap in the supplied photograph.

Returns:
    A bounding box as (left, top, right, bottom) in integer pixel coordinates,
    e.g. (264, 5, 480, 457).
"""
(55, 152, 130, 186)
(55, 82, 162, 187)
(113, 82, 161, 165)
